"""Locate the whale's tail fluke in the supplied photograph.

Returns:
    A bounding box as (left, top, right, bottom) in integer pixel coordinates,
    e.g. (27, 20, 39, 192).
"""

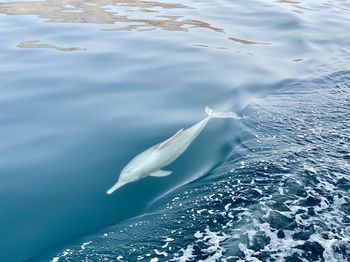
(205, 106, 241, 119)
(107, 182, 126, 195)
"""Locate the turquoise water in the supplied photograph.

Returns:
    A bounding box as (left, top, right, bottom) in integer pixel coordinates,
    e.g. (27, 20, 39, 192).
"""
(39, 72, 350, 262)
(0, 0, 349, 261)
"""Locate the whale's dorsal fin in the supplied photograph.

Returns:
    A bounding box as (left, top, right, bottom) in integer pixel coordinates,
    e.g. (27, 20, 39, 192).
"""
(156, 128, 184, 150)
(149, 170, 172, 177)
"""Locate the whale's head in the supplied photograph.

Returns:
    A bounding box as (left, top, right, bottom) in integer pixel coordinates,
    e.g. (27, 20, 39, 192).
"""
(106, 167, 143, 195)
(119, 165, 143, 182)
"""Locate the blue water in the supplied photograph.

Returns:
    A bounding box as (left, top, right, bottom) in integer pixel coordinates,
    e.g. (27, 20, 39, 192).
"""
(0, 0, 349, 261)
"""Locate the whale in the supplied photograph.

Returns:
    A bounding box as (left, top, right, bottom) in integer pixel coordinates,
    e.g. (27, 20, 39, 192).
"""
(106, 107, 240, 194)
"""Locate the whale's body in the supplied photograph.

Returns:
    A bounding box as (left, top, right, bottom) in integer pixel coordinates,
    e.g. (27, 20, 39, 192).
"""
(107, 107, 240, 194)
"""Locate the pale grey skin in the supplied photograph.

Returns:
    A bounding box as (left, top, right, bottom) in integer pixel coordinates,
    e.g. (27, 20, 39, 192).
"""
(107, 107, 240, 194)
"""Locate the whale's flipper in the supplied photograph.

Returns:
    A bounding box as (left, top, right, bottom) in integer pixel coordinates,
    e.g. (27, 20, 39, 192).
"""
(157, 129, 184, 150)
(149, 170, 172, 177)
(205, 106, 241, 119)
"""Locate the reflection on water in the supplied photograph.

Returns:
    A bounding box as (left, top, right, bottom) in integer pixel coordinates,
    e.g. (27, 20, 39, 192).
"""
(0, 0, 223, 33)
(323, 0, 350, 12)
(103, 17, 223, 32)
(17, 40, 86, 51)
(0, 0, 271, 52)
(273, 0, 308, 14)
(229, 37, 271, 45)
(193, 44, 228, 50)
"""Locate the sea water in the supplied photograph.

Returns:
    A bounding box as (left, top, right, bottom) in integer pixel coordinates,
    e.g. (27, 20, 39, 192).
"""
(0, 0, 349, 261)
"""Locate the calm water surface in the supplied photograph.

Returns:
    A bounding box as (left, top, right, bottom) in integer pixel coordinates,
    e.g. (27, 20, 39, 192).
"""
(0, 0, 349, 261)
